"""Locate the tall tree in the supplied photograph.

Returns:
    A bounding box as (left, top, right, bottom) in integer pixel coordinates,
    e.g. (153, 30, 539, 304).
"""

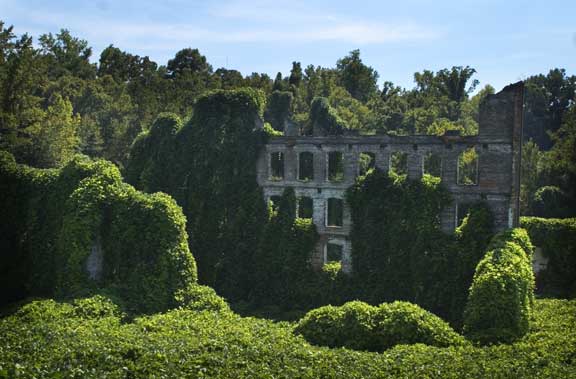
(166, 48, 212, 77)
(524, 69, 576, 149)
(336, 49, 378, 102)
(39, 29, 96, 80)
(289, 61, 303, 87)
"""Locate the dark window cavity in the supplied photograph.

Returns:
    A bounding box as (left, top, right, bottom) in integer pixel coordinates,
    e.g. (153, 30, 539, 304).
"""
(299, 152, 314, 181)
(327, 151, 344, 182)
(326, 243, 343, 263)
(298, 197, 313, 219)
(270, 152, 284, 180)
(423, 152, 442, 179)
(327, 198, 343, 227)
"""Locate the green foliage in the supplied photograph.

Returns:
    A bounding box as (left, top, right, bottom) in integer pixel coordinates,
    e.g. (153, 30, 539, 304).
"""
(309, 97, 349, 135)
(0, 151, 197, 313)
(263, 122, 283, 136)
(532, 186, 573, 218)
(1, 296, 575, 378)
(521, 217, 576, 297)
(124, 113, 182, 193)
(174, 284, 231, 313)
(457, 147, 478, 185)
(373, 302, 465, 349)
(295, 300, 464, 352)
(346, 170, 495, 325)
(346, 169, 451, 303)
(463, 229, 535, 344)
(126, 88, 269, 302)
(252, 189, 320, 309)
(295, 301, 377, 350)
(264, 90, 293, 132)
(524, 68, 575, 150)
(336, 49, 379, 102)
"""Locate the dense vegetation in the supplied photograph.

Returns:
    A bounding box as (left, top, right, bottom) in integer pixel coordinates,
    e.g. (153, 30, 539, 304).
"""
(1, 19, 576, 377)
(1, 296, 575, 378)
(463, 229, 535, 344)
(346, 170, 494, 325)
(295, 300, 465, 352)
(0, 151, 198, 313)
(1, 21, 574, 216)
(521, 217, 576, 297)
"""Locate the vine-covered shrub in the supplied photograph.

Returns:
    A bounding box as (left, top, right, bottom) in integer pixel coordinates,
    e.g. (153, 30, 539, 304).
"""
(0, 151, 198, 313)
(1, 297, 575, 378)
(295, 301, 376, 350)
(346, 169, 451, 305)
(174, 284, 231, 313)
(373, 301, 465, 349)
(345, 169, 495, 325)
(531, 186, 573, 219)
(309, 97, 348, 135)
(264, 90, 293, 132)
(463, 229, 535, 344)
(124, 113, 183, 193)
(295, 300, 464, 352)
(126, 89, 269, 302)
(487, 228, 534, 260)
(450, 203, 495, 325)
(521, 217, 576, 297)
(252, 188, 320, 309)
(13, 295, 123, 323)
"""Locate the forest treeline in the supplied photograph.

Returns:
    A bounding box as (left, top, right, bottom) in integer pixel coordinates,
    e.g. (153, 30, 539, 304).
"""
(0, 21, 574, 216)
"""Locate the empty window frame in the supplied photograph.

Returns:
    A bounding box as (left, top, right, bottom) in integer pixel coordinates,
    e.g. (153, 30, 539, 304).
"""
(298, 152, 314, 181)
(358, 152, 376, 176)
(269, 152, 284, 180)
(457, 147, 478, 185)
(326, 198, 344, 227)
(423, 152, 442, 179)
(389, 151, 408, 176)
(327, 151, 344, 182)
(325, 242, 343, 263)
(297, 196, 313, 219)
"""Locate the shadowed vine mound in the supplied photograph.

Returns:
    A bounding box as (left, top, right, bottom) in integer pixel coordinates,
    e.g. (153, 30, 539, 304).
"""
(0, 151, 198, 314)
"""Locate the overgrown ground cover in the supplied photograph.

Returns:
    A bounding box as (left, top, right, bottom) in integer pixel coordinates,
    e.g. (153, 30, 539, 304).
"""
(0, 297, 574, 378)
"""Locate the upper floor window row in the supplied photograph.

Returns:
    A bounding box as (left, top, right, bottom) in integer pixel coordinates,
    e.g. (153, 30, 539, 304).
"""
(269, 147, 479, 185)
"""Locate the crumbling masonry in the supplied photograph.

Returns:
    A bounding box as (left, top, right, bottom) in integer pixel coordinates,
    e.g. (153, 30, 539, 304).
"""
(257, 82, 524, 273)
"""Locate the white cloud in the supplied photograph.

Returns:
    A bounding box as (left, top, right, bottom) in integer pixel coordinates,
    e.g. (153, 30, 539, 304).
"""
(3, 0, 442, 52)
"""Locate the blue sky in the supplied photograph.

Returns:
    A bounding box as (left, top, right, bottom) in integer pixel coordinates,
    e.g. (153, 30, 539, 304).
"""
(2, 0, 575, 91)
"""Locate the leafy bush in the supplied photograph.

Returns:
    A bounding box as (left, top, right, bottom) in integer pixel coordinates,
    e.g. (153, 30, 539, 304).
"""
(295, 300, 464, 352)
(295, 301, 376, 350)
(463, 229, 535, 344)
(487, 227, 534, 260)
(174, 284, 231, 313)
(521, 217, 576, 297)
(264, 90, 293, 132)
(126, 88, 269, 302)
(1, 297, 575, 378)
(309, 97, 348, 135)
(373, 301, 465, 349)
(0, 152, 197, 314)
(70, 295, 125, 320)
(532, 186, 573, 218)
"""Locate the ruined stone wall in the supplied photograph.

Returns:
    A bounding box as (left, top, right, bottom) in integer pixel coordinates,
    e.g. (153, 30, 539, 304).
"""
(256, 82, 524, 271)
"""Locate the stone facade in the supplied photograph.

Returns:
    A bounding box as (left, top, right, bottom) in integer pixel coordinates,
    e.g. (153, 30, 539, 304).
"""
(256, 82, 524, 273)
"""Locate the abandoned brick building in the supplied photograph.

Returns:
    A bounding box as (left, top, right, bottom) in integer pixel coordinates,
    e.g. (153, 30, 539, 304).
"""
(257, 82, 524, 273)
